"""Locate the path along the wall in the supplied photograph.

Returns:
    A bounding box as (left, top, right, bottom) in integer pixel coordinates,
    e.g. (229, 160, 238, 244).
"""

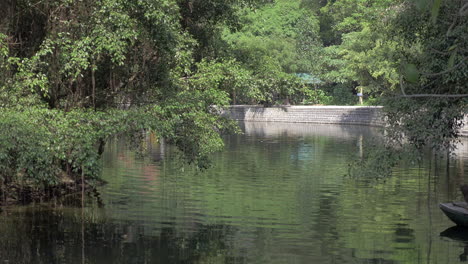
(221, 105, 468, 137)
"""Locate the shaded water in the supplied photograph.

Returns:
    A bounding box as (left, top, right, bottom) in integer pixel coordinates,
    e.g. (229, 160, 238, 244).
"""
(1, 122, 468, 264)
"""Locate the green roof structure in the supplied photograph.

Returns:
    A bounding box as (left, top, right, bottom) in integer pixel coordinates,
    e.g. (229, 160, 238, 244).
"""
(294, 73, 322, 84)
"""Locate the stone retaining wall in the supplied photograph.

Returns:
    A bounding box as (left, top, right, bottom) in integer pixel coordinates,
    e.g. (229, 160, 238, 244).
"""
(221, 105, 468, 136)
(222, 105, 385, 126)
(240, 121, 380, 140)
(462, 115, 468, 137)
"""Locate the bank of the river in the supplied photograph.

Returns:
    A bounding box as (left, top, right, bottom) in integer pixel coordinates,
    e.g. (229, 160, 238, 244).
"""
(221, 105, 468, 137)
(0, 175, 102, 206)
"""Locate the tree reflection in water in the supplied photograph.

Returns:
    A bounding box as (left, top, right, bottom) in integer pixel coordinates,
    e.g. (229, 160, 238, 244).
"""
(0, 207, 241, 264)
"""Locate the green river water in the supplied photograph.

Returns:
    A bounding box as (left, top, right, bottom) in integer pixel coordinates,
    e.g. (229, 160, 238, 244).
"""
(1, 122, 468, 264)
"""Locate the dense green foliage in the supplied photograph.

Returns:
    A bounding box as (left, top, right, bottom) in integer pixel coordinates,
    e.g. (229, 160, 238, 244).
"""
(0, 0, 466, 201)
(303, 0, 467, 147)
(383, 0, 468, 149)
(0, 0, 244, 200)
(220, 0, 323, 104)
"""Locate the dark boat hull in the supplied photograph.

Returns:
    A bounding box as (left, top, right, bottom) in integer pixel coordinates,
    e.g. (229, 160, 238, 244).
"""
(440, 202, 468, 226)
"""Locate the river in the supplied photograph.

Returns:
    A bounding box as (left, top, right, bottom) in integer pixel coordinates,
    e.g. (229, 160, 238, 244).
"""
(1, 122, 467, 263)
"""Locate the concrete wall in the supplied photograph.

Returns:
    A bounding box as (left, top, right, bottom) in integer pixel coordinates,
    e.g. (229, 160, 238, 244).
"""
(240, 121, 381, 140)
(462, 115, 468, 137)
(221, 105, 468, 136)
(222, 105, 385, 126)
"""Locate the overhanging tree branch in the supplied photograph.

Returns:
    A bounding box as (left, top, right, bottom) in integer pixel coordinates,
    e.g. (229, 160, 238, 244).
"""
(399, 94, 468, 98)
(460, 2, 468, 16)
(423, 58, 467, 77)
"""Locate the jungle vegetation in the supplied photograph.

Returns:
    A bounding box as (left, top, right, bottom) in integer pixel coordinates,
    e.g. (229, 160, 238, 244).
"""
(0, 0, 466, 203)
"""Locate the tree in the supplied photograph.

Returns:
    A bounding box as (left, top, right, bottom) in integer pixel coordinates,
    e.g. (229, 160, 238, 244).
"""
(383, 0, 468, 149)
(220, 0, 324, 104)
(223, 0, 321, 74)
(0, 0, 241, 202)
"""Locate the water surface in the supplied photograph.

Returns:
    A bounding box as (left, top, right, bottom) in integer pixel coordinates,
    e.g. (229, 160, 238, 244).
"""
(1, 122, 468, 264)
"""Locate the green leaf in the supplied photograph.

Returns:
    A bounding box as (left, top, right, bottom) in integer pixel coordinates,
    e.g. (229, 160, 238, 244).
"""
(447, 51, 456, 68)
(403, 64, 419, 84)
(448, 44, 458, 52)
(431, 0, 442, 24)
(415, 0, 431, 10)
